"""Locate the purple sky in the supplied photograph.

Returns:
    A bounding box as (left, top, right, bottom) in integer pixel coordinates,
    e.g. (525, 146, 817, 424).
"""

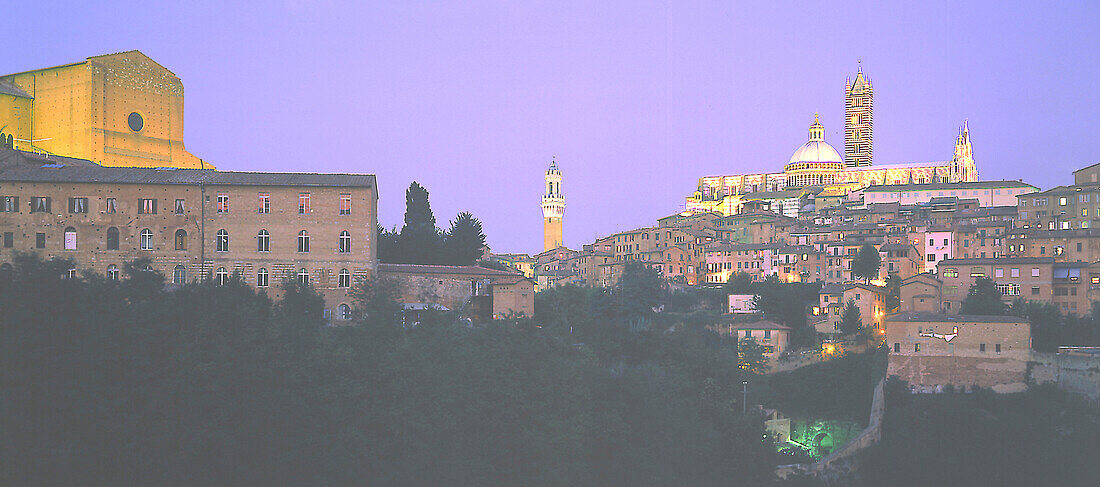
(10, 1, 1100, 253)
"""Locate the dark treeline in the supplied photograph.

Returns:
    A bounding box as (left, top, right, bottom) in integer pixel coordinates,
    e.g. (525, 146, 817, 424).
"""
(960, 276, 1100, 352)
(377, 182, 489, 266)
(2, 257, 779, 486)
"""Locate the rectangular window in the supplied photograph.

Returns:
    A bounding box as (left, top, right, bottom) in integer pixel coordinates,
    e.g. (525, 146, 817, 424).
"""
(0, 196, 17, 212)
(35, 232, 45, 248)
(942, 268, 959, 278)
(105, 198, 116, 214)
(995, 268, 1004, 278)
(1032, 268, 1040, 277)
(995, 344, 1002, 353)
(30, 197, 50, 213)
(139, 198, 157, 214)
(915, 343, 921, 353)
(764, 330, 771, 339)
(258, 193, 270, 214)
(68, 197, 88, 213)
(970, 267, 986, 278)
(1031, 286, 1040, 295)
(980, 343, 986, 352)
(893, 343, 900, 353)
(3, 232, 12, 248)
(340, 193, 352, 215)
(173, 199, 184, 214)
(299, 193, 311, 214)
(217, 194, 229, 213)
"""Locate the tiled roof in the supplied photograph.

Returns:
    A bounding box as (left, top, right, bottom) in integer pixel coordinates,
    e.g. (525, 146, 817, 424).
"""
(0, 149, 376, 187)
(862, 180, 1037, 192)
(729, 320, 791, 330)
(0, 79, 32, 99)
(379, 263, 523, 277)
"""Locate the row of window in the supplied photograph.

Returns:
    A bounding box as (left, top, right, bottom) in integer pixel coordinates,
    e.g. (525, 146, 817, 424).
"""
(896, 342, 1002, 353)
(941, 267, 1041, 279)
(4, 227, 358, 253)
(0, 193, 354, 216)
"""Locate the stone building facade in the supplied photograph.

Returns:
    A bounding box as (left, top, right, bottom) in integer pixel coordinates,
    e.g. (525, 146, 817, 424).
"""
(0, 148, 376, 321)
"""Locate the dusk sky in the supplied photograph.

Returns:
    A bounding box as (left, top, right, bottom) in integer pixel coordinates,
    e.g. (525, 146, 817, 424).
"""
(10, 1, 1099, 253)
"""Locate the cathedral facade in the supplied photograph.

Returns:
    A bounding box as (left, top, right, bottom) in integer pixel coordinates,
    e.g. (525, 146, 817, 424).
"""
(686, 67, 978, 216)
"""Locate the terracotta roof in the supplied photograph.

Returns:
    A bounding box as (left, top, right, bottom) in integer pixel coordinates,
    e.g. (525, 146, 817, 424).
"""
(729, 320, 791, 331)
(886, 312, 1028, 323)
(378, 263, 522, 277)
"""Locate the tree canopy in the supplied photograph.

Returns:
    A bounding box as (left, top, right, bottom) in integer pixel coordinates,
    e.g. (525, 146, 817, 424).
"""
(443, 211, 487, 266)
(960, 277, 1006, 315)
(851, 243, 881, 283)
(380, 182, 491, 267)
(840, 298, 863, 335)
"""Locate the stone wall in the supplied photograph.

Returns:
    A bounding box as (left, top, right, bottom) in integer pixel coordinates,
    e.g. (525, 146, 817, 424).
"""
(1028, 351, 1100, 402)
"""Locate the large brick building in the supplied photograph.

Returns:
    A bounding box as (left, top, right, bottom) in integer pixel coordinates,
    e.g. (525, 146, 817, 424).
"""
(0, 148, 377, 321)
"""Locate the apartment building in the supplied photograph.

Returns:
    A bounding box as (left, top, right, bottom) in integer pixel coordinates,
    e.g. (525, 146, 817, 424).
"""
(936, 257, 1055, 312)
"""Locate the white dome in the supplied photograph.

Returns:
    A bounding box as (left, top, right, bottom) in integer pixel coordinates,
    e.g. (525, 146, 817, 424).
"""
(788, 140, 843, 165)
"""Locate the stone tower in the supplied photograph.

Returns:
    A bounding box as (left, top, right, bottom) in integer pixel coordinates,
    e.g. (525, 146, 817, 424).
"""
(542, 158, 565, 251)
(952, 120, 978, 182)
(845, 64, 873, 167)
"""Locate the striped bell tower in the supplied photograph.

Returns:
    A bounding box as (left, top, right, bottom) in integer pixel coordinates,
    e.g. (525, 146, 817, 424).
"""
(845, 63, 874, 167)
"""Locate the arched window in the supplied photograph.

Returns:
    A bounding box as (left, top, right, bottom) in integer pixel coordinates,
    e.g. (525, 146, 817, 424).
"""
(175, 229, 187, 250)
(215, 267, 229, 285)
(257, 229, 270, 252)
(107, 264, 119, 280)
(140, 229, 153, 250)
(338, 268, 351, 288)
(257, 268, 269, 287)
(297, 268, 310, 285)
(298, 231, 310, 253)
(106, 227, 119, 250)
(216, 229, 229, 252)
(338, 303, 352, 320)
(65, 268, 77, 280)
(173, 265, 186, 284)
(64, 227, 77, 250)
(339, 230, 351, 253)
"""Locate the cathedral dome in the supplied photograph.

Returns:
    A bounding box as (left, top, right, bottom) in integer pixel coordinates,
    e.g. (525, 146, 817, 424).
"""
(788, 114, 843, 165)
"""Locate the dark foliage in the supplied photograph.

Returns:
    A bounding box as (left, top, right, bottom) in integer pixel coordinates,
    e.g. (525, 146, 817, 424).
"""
(840, 299, 862, 335)
(443, 211, 487, 266)
(850, 243, 881, 283)
(960, 276, 1007, 315)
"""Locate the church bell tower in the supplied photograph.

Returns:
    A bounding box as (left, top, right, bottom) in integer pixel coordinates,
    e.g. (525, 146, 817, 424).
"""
(542, 158, 565, 251)
(952, 120, 977, 182)
(845, 63, 874, 167)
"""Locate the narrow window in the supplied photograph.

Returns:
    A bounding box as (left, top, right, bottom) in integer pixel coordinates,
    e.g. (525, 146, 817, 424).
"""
(995, 344, 1002, 353)
(1, 196, 17, 212)
(339, 230, 351, 253)
(107, 227, 120, 250)
(215, 267, 229, 285)
(299, 193, 310, 214)
(175, 229, 187, 250)
(340, 193, 352, 215)
(175, 199, 185, 215)
(31, 197, 50, 213)
(105, 198, 116, 214)
(298, 268, 310, 285)
(980, 343, 986, 352)
(216, 229, 229, 252)
(339, 268, 351, 288)
(217, 193, 229, 213)
(915, 343, 921, 353)
(298, 231, 310, 253)
(107, 265, 120, 280)
(139, 198, 157, 214)
(64, 227, 77, 250)
(140, 229, 153, 250)
(173, 265, 187, 285)
(893, 343, 900, 353)
(3, 232, 12, 248)
(257, 230, 270, 252)
(258, 193, 270, 214)
(35, 232, 46, 249)
(257, 268, 269, 287)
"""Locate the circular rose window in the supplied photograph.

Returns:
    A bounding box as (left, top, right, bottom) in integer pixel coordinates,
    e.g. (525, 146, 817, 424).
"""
(128, 112, 144, 132)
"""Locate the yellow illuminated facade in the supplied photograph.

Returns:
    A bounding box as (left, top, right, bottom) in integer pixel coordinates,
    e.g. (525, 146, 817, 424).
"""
(542, 158, 565, 251)
(0, 51, 207, 169)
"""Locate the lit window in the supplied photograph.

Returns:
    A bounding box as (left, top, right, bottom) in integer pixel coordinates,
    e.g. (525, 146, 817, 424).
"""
(215, 267, 229, 285)
(340, 194, 352, 215)
(299, 193, 310, 214)
(107, 265, 119, 280)
(257, 268, 269, 287)
(297, 268, 310, 285)
(339, 268, 351, 288)
(217, 194, 229, 213)
(258, 193, 270, 214)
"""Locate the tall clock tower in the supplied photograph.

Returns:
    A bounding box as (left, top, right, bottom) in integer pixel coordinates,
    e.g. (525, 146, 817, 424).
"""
(542, 158, 565, 251)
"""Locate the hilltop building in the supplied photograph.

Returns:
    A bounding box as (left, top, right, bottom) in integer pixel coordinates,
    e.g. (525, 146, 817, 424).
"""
(0, 51, 207, 169)
(687, 67, 979, 217)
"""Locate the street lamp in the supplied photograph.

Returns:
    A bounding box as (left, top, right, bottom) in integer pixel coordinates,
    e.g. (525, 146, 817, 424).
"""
(742, 380, 749, 415)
